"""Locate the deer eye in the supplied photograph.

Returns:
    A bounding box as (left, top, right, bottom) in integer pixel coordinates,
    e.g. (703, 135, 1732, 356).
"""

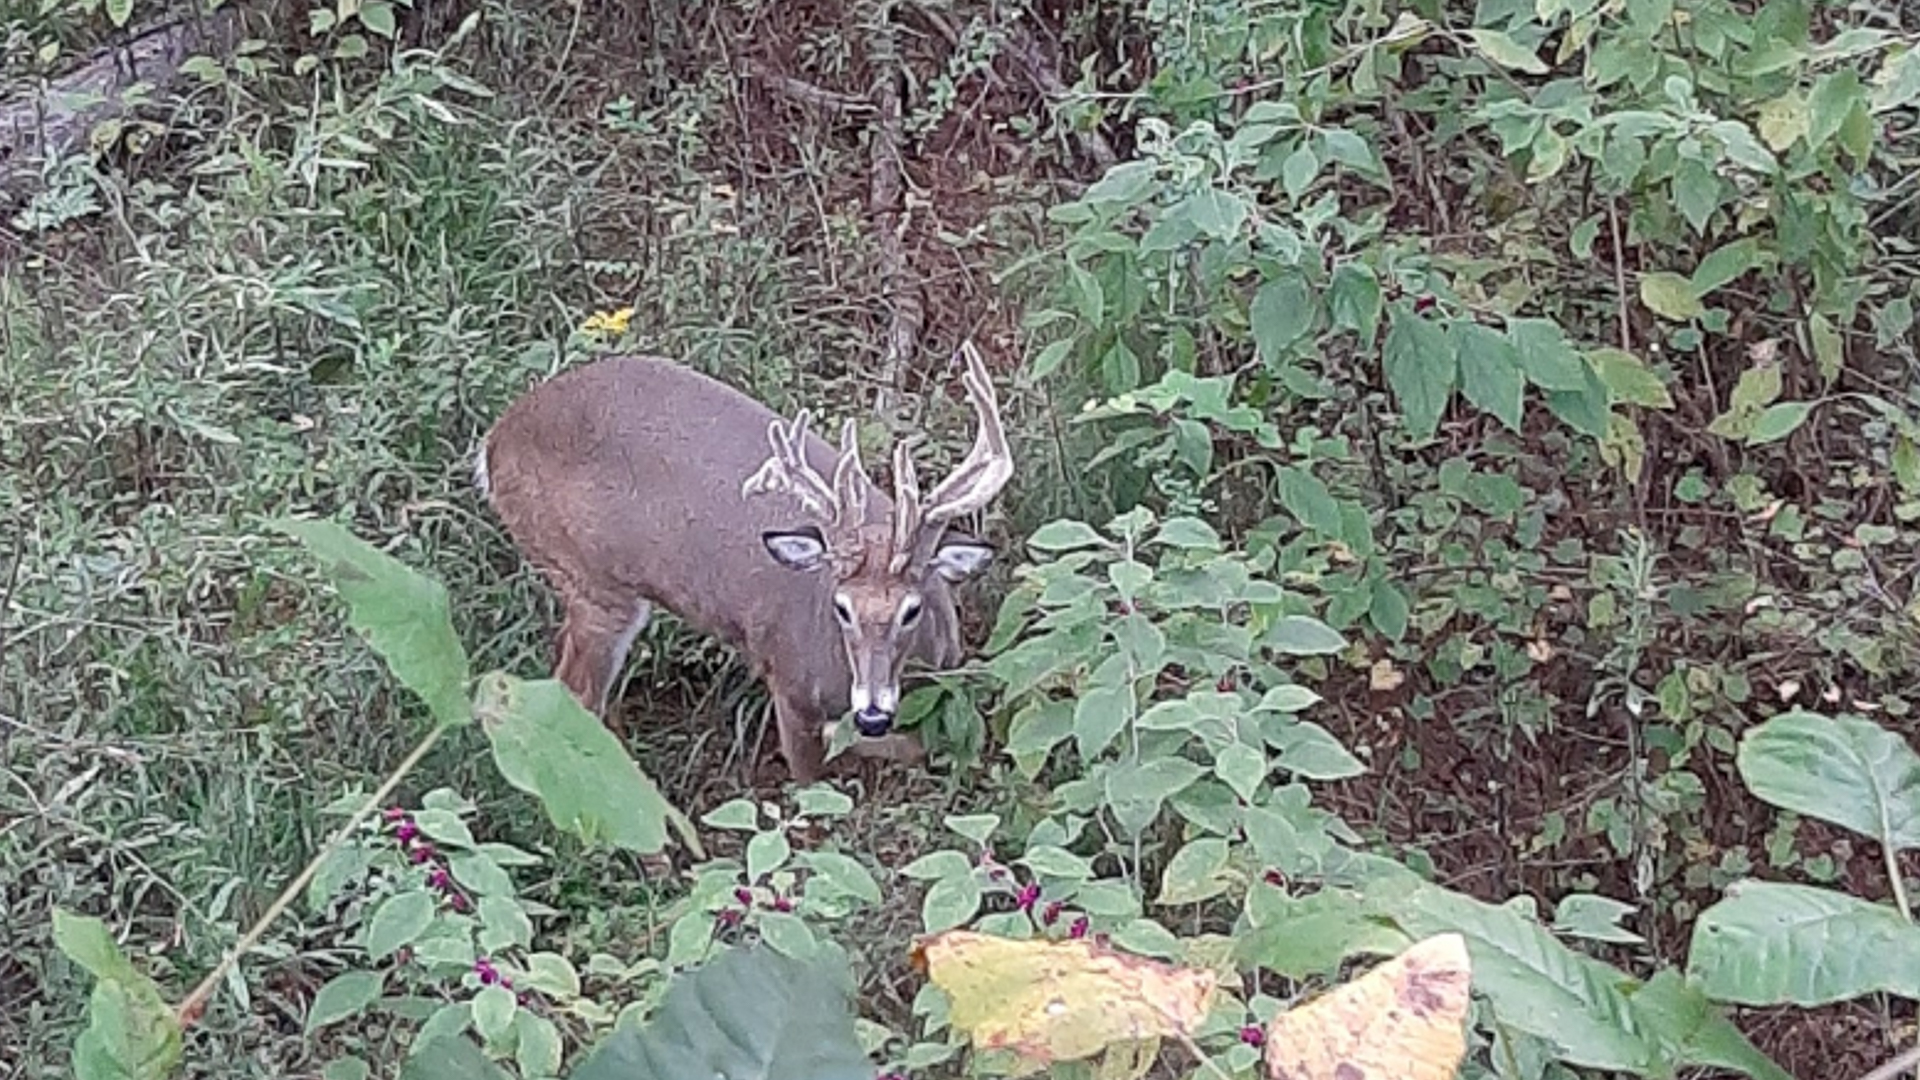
(898, 595, 923, 627)
(832, 594, 855, 626)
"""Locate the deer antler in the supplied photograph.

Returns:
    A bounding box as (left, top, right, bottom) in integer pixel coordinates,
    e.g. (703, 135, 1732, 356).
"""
(893, 341, 1012, 566)
(742, 409, 845, 524)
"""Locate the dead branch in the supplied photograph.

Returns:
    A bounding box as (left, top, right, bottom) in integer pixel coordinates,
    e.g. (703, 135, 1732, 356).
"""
(739, 58, 873, 115)
(866, 0, 922, 419)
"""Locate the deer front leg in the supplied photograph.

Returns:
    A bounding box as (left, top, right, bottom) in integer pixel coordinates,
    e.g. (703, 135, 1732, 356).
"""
(772, 691, 826, 784)
(553, 596, 651, 720)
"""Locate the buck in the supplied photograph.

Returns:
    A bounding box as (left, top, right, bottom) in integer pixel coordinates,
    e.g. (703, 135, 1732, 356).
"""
(473, 346, 1012, 782)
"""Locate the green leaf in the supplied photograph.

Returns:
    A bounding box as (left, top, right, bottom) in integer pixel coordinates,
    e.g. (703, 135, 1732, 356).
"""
(571, 945, 870, 1080)
(1327, 262, 1382, 342)
(1588, 348, 1672, 409)
(1639, 272, 1703, 321)
(474, 673, 696, 858)
(275, 518, 471, 727)
(53, 909, 183, 1080)
(1690, 881, 1920, 1006)
(1369, 579, 1410, 642)
(1383, 304, 1458, 440)
(1706, 361, 1782, 440)
(1453, 323, 1525, 431)
(307, 971, 383, 1035)
(922, 874, 983, 933)
(471, 985, 517, 1042)
(1508, 318, 1588, 392)
(1467, 28, 1549, 74)
(1181, 188, 1248, 240)
(323, 1057, 371, 1080)
(1692, 239, 1764, 295)
(1073, 683, 1136, 761)
(366, 890, 435, 961)
(1104, 758, 1206, 837)
(1747, 402, 1814, 445)
(1213, 742, 1268, 802)
(1670, 159, 1720, 234)
(1320, 129, 1376, 174)
(1156, 838, 1232, 905)
(701, 798, 762, 832)
(1065, 261, 1103, 327)
(1269, 720, 1366, 780)
(1251, 274, 1313, 364)
(793, 785, 854, 819)
(1264, 616, 1345, 655)
(747, 830, 792, 881)
(1277, 466, 1342, 538)
(1809, 312, 1843, 383)
(399, 1036, 513, 1080)
(514, 1012, 563, 1078)
(478, 895, 534, 952)
(358, 0, 397, 37)
(1736, 710, 1920, 850)
(1757, 92, 1809, 151)
(1807, 69, 1863, 152)
(1029, 338, 1073, 380)
(1281, 143, 1320, 200)
(800, 851, 882, 905)
(104, 0, 132, 27)
(1027, 520, 1107, 552)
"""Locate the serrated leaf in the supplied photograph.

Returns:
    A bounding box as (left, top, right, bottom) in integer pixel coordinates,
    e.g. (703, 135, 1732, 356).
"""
(366, 891, 435, 961)
(474, 673, 696, 858)
(1468, 28, 1549, 74)
(1453, 322, 1525, 431)
(1639, 273, 1703, 321)
(1736, 710, 1920, 850)
(1588, 348, 1672, 409)
(307, 971, 383, 1034)
(1690, 881, 1920, 1006)
(1383, 304, 1458, 440)
(275, 518, 470, 727)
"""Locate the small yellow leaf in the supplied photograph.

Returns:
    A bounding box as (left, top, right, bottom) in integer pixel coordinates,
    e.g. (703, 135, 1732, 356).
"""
(1368, 658, 1405, 692)
(1263, 933, 1473, 1080)
(1808, 312, 1842, 384)
(1757, 93, 1810, 151)
(914, 931, 1218, 1070)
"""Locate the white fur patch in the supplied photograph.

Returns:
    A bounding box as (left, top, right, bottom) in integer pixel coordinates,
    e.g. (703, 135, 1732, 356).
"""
(471, 436, 492, 498)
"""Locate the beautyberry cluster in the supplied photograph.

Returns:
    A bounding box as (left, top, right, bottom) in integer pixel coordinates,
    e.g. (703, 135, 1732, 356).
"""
(713, 885, 797, 930)
(981, 851, 1093, 940)
(383, 806, 469, 913)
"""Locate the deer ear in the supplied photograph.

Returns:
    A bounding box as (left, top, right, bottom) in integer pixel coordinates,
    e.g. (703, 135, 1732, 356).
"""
(930, 536, 994, 582)
(763, 527, 829, 571)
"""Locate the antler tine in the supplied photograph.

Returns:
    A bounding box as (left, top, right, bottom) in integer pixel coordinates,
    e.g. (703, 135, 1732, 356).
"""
(831, 418, 872, 526)
(741, 408, 842, 524)
(921, 341, 1013, 526)
(890, 440, 923, 564)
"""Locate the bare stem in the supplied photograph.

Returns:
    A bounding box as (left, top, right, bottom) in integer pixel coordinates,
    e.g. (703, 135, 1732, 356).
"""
(173, 723, 450, 1027)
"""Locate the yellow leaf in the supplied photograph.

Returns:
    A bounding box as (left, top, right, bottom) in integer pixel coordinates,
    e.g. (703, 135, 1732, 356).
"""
(1808, 312, 1842, 384)
(1600, 412, 1647, 483)
(1368, 658, 1405, 692)
(1263, 933, 1473, 1080)
(914, 931, 1218, 1071)
(1757, 93, 1809, 151)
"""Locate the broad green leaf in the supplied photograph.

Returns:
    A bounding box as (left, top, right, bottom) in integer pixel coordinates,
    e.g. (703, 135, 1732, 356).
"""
(1706, 361, 1782, 440)
(1508, 317, 1588, 392)
(1639, 272, 1702, 321)
(1453, 322, 1525, 431)
(1736, 710, 1920, 850)
(1105, 758, 1206, 837)
(1155, 517, 1222, 549)
(1689, 881, 1920, 1006)
(1756, 92, 1809, 151)
(1807, 69, 1863, 151)
(474, 673, 697, 857)
(1383, 304, 1458, 440)
(1065, 261, 1103, 326)
(1251, 274, 1313, 364)
(1028, 520, 1107, 552)
(923, 874, 984, 933)
(275, 518, 470, 727)
(747, 830, 792, 881)
(1327, 262, 1382, 342)
(1213, 742, 1268, 802)
(323, 1057, 371, 1080)
(1588, 348, 1672, 409)
(53, 909, 183, 1080)
(1156, 838, 1232, 905)
(1808, 312, 1843, 383)
(514, 1012, 563, 1078)
(399, 1036, 513, 1080)
(1747, 402, 1814, 445)
(1467, 28, 1549, 74)
(1269, 720, 1366, 780)
(307, 971, 383, 1034)
(358, 0, 397, 37)
(104, 0, 132, 26)
(1235, 887, 1411, 979)
(1552, 894, 1645, 945)
(1181, 188, 1248, 240)
(1281, 144, 1320, 200)
(1264, 616, 1345, 655)
(1277, 466, 1342, 538)
(701, 799, 762, 832)
(471, 985, 517, 1042)
(1692, 239, 1765, 295)
(366, 890, 435, 961)
(1670, 160, 1720, 234)
(1073, 683, 1135, 760)
(800, 851, 882, 905)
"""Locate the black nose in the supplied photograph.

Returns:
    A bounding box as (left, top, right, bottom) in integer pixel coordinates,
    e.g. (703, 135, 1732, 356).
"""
(854, 707, 894, 737)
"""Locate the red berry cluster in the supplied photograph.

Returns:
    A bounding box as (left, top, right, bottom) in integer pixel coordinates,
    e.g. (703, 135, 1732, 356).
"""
(983, 852, 1094, 942)
(713, 885, 797, 929)
(383, 807, 471, 914)
(473, 957, 531, 1006)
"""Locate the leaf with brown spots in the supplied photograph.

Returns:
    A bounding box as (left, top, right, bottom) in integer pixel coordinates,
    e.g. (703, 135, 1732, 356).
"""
(1263, 933, 1472, 1080)
(913, 931, 1218, 1073)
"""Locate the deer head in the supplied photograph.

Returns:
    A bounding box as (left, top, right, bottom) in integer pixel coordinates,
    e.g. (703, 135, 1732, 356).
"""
(740, 344, 1012, 737)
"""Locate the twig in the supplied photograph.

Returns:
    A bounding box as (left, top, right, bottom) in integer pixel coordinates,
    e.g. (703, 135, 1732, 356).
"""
(1608, 197, 1632, 352)
(173, 723, 449, 1027)
(740, 59, 874, 114)
(1858, 1044, 1920, 1080)
(865, 0, 922, 418)
(1003, 24, 1117, 170)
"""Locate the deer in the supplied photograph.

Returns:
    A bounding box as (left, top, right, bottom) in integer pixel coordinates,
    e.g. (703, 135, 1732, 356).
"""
(473, 344, 1012, 783)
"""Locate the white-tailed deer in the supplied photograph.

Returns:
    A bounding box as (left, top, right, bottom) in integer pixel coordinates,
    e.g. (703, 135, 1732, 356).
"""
(474, 346, 1012, 782)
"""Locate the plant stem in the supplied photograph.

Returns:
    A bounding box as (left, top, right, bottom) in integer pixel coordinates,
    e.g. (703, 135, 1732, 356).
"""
(173, 723, 449, 1027)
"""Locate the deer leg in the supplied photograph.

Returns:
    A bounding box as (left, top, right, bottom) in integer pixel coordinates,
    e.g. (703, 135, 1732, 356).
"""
(772, 691, 825, 784)
(554, 596, 651, 719)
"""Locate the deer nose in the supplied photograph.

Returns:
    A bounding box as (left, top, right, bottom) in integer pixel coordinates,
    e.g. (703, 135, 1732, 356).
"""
(853, 706, 894, 737)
